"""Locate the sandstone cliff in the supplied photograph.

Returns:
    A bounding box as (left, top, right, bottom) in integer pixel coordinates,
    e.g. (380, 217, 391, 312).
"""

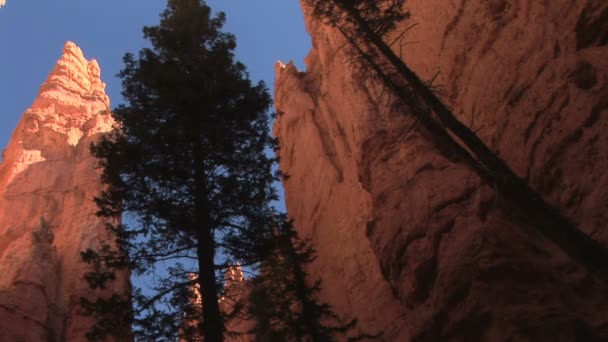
(0, 42, 128, 341)
(274, 1, 608, 340)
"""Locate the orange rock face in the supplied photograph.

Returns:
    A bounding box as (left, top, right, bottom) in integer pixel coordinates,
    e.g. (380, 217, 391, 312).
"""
(274, 1, 608, 340)
(0, 42, 128, 341)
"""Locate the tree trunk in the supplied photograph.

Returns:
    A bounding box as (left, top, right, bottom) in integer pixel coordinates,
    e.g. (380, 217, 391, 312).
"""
(197, 225, 224, 342)
(193, 135, 223, 341)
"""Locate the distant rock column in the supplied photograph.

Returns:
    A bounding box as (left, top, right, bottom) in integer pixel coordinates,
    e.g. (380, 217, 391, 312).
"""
(0, 42, 129, 341)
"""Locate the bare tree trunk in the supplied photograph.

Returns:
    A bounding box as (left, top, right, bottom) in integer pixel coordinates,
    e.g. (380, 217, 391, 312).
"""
(197, 226, 224, 342)
(194, 139, 224, 342)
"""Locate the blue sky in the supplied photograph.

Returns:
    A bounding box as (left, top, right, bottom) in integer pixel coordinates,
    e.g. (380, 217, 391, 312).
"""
(0, 0, 310, 151)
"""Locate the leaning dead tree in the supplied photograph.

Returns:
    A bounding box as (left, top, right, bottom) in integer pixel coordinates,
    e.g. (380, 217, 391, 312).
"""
(305, 0, 608, 277)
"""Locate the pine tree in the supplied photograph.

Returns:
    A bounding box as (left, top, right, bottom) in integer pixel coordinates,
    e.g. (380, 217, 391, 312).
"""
(81, 0, 280, 340)
(248, 217, 370, 341)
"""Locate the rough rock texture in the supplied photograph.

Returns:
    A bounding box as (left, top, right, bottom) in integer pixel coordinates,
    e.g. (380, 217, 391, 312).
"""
(0, 42, 128, 341)
(221, 266, 253, 342)
(274, 1, 608, 340)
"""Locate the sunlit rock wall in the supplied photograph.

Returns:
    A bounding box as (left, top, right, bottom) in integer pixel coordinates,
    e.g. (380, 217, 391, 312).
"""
(274, 1, 608, 340)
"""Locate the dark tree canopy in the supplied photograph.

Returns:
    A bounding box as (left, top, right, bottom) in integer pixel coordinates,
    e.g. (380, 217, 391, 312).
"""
(82, 0, 280, 340)
(308, 0, 407, 39)
(247, 217, 367, 342)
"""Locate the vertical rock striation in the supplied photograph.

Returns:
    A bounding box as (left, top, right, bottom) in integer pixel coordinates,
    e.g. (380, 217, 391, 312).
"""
(0, 42, 128, 341)
(274, 1, 608, 340)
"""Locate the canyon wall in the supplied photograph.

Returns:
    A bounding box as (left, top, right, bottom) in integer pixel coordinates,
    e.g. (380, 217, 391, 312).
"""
(0, 42, 128, 341)
(274, 1, 608, 340)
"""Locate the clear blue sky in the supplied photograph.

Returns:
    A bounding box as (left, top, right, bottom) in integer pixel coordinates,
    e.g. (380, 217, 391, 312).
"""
(0, 0, 310, 151)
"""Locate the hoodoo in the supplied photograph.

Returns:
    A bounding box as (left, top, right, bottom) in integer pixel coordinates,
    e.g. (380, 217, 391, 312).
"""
(0, 42, 127, 341)
(274, 1, 608, 340)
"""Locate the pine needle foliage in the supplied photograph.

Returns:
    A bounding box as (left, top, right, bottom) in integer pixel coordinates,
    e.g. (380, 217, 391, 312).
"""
(248, 217, 375, 341)
(80, 1, 281, 340)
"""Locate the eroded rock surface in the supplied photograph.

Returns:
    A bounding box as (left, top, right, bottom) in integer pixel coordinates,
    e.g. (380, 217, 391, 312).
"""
(0, 42, 127, 341)
(274, 1, 608, 340)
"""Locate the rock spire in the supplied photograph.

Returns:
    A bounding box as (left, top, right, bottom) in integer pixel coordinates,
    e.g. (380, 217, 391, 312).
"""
(0, 41, 127, 341)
